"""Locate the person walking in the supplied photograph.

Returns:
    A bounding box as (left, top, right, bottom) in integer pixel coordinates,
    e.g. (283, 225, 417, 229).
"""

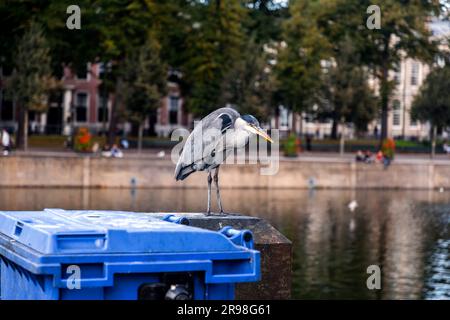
(1, 129, 11, 156)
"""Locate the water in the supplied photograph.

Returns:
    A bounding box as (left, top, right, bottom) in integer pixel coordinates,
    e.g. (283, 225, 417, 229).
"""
(0, 188, 448, 299)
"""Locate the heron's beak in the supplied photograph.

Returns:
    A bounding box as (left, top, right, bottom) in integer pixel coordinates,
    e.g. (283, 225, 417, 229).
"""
(254, 126, 274, 143)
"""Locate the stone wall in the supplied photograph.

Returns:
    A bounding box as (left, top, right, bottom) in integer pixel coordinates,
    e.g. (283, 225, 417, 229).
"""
(1, 155, 449, 189)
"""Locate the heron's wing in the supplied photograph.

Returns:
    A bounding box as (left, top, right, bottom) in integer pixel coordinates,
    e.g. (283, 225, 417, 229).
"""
(175, 108, 240, 180)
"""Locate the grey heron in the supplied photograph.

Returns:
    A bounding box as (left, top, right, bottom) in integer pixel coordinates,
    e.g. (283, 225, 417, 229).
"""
(174, 107, 273, 215)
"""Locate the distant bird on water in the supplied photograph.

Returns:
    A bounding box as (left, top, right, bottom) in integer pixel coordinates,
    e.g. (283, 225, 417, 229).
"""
(174, 107, 273, 215)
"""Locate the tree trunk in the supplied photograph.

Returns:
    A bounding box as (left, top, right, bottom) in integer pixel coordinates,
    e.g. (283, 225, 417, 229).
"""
(331, 115, 338, 140)
(339, 116, 345, 156)
(16, 103, 28, 151)
(108, 78, 123, 146)
(137, 121, 144, 154)
(380, 65, 389, 144)
(291, 111, 297, 134)
(102, 64, 109, 136)
(379, 38, 391, 145)
(431, 125, 437, 159)
(148, 110, 157, 136)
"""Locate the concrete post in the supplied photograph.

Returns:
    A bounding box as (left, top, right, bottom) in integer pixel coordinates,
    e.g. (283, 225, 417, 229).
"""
(151, 213, 292, 300)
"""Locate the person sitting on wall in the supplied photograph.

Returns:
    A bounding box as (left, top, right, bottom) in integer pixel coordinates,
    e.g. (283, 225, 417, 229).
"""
(375, 150, 384, 163)
(120, 138, 129, 149)
(110, 144, 124, 158)
(355, 150, 365, 162)
(101, 144, 112, 158)
(92, 142, 100, 154)
(364, 150, 374, 164)
(383, 153, 392, 169)
(443, 141, 450, 154)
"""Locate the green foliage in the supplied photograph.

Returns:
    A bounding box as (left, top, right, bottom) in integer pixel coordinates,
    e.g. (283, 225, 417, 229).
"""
(381, 138, 396, 159)
(243, 0, 288, 43)
(282, 133, 299, 157)
(121, 37, 168, 123)
(1, 0, 448, 143)
(182, 0, 246, 116)
(318, 37, 378, 134)
(219, 38, 277, 122)
(74, 127, 92, 152)
(6, 21, 54, 112)
(332, 0, 442, 139)
(411, 65, 450, 128)
(275, 0, 331, 113)
(0, 0, 103, 77)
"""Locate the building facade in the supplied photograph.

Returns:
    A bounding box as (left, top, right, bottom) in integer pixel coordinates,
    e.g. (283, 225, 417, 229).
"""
(0, 63, 189, 138)
(155, 80, 192, 137)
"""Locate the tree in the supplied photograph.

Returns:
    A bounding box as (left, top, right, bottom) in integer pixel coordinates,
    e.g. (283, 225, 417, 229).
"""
(219, 38, 277, 122)
(42, 0, 103, 77)
(0, 0, 102, 78)
(333, 0, 442, 142)
(275, 0, 331, 131)
(153, 0, 194, 70)
(121, 37, 167, 153)
(182, 0, 246, 117)
(155, 0, 286, 119)
(6, 21, 55, 150)
(100, 0, 159, 145)
(411, 65, 450, 158)
(0, 0, 151, 145)
(244, 0, 288, 44)
(318, 37, 378, 142)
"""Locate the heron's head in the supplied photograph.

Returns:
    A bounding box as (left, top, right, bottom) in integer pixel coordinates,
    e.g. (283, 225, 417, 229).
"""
(236, 114, 273, 143)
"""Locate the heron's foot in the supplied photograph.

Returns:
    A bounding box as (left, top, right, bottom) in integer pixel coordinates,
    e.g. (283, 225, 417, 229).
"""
(203, 211, 227, 216)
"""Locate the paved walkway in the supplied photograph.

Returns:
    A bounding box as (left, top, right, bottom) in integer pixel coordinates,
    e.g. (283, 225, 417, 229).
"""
(4, 148, 450, 164)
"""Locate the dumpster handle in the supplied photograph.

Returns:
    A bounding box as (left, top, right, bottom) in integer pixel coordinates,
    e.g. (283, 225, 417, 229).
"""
(162, 214, 190, 226)
(219, 226, 254, 249)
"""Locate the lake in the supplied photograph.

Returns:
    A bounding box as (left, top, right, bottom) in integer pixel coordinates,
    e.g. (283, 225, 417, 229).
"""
(0, 188, 448, 299)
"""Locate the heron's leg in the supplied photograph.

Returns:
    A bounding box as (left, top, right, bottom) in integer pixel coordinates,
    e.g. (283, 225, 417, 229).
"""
(214, 167, 224, 214)
(207, 171, 212, 215)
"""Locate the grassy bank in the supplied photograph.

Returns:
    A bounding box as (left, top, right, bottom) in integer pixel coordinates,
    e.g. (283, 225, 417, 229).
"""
(26, 134, 444, 154)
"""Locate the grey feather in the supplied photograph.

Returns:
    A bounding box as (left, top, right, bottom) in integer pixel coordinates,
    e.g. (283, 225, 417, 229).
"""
(175, 107, 240, 180)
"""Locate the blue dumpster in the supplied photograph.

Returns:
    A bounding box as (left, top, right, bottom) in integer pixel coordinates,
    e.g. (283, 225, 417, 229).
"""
(0, 209, 260, 300)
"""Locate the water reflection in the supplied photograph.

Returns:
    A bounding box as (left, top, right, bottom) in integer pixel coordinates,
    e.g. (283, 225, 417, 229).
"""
(0, 188, 448, 299)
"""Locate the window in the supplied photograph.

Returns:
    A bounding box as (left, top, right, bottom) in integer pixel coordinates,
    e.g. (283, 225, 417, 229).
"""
(411, 62, 420, 86)
(169, 96, 179, 125)
(279, 106, 289, 127)
(75, 92, 88, 122)
(97, 95, 109, 122)
(394, 67, 401, 85)
(392, 100, 401, 126)
(98, 63, 106, 79)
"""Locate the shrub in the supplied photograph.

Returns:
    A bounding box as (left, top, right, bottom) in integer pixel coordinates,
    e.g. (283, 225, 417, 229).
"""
(283, 133, 299, 157)
(74, 127, 92, 152)
(382, 138, 395, 159)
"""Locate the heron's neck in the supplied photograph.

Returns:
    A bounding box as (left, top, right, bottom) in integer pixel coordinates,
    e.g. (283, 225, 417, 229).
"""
(233, 129, 250, 149)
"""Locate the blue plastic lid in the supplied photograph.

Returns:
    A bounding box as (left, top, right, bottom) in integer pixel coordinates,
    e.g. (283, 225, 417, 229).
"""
(0, 209, 245, 255)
